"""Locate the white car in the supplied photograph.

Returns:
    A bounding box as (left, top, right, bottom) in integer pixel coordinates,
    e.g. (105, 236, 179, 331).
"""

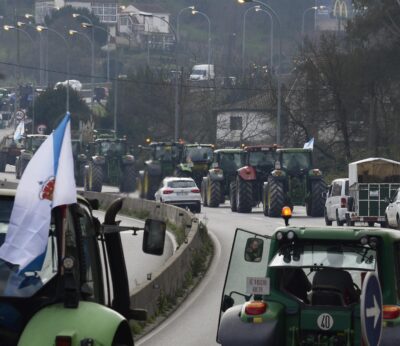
(385, 188, 400, 228)
(154, 177, 201, 213)
(324, 178, 349, 226)
(54, 80, 82, 91)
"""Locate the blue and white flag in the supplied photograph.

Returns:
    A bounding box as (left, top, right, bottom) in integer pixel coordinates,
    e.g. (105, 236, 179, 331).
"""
(0, 113, 76, 271)
(303, 138, 314, 150)
(13, 121, 24, 141)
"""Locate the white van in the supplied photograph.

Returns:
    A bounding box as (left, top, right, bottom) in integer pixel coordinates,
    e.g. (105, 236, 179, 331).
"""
(324, 178, 349, 226)
(189, 64, 215, 81)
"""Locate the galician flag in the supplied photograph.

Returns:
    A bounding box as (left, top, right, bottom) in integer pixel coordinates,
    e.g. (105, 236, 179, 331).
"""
(0, 113, 76, 271)
(13, 121, 24, 141)
(303, 138, 314, 150)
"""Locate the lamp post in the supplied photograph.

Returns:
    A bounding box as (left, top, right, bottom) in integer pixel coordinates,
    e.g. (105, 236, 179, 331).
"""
(191, 10, 211, 79)
(139, 12, 180, 141)
(4, 24, 37, 132)
(81, 22, 110, 82)
(302, 6, 326, 41)
(36, 25, 70, 113)
(73, 13, 95, 107)
(242, 6, 259, 76)
(68, 29, 94, 119)
(176, 6, 195, 43)
(238, 0, 282, 145)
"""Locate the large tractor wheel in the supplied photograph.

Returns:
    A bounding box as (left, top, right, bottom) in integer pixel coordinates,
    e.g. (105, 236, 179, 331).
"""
(19, 158, 29, 179)
(262, 184, 269, 216)
(119, 164, 136, 193)
(201, 178, 208, 207)
(85, 163, 103, 192)
(0, 153, 6, 172)
(76, 162, 86, 187)
(230, 181, 237, 212)
(267, 176, 285, 217)
(310, 179, 326, 217)
(236, 177, 253, 213)
(207, 179, 221, 208)
(143, 171, 158, 200)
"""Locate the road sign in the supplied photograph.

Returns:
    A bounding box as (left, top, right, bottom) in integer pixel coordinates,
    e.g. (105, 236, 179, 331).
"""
(360, 272, 383, 346)
(15, 110, 25, 120)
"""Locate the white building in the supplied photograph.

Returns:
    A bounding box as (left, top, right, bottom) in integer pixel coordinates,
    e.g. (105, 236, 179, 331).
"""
(35, 0, 117, 25)
(216, 95, 276, 146)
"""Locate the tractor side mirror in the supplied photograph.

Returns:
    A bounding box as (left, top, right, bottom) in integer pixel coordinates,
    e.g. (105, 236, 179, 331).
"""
(244, 237, 264, 262)
(142, 219, 166, 256)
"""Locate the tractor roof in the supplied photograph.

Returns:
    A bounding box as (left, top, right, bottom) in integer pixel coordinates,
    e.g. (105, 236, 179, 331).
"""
(214, 148, 244, 154)
(244, 145, 280, 152)
(185, 143, 214, 148)
(273, 226, 400, 242)
(277, 148, 312, 153)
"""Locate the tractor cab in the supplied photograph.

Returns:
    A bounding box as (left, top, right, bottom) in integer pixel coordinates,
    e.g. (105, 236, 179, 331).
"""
(0, 190, 166, 346)
(217, 226, 400, 346)
(278, 148, 313, 175)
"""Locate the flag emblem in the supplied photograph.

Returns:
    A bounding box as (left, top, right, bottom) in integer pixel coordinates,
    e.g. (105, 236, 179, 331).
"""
(39, 177, 56, 201)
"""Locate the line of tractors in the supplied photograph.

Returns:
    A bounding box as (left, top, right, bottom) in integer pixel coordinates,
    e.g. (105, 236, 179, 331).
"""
(136, 141, 327, 218)
(1, 131, 326, 217)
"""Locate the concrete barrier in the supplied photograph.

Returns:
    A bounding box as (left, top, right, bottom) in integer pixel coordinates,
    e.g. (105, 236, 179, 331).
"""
(81, 192, 208, 318)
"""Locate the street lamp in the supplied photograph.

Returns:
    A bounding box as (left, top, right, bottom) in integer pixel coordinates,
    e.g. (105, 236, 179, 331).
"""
(72, 13, 94, 108)
(238, 0, 282, 145)
(242, 6, 274, 76)
(139, 12, 180, 141)
(302, 6, 326, 40)
(3, 24, 37, 131)
(176, 6, 195, 43)
(81, 22, 111, 82)
(68, 29, 94, 118)
(36, 25, 70, 112)
(191, 10, 211, 78)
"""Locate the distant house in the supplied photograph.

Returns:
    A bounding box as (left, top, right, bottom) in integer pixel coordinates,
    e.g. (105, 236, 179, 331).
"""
(215, 94, 276, 146)
(35, 0, 118, 26)
(118, 4, 174, 49)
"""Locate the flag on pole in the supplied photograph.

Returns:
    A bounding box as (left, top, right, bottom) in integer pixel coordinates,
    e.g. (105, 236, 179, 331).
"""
(13, 121, 24, 141)
(0, 113, 76, 272)
(303, 138, 314, 150)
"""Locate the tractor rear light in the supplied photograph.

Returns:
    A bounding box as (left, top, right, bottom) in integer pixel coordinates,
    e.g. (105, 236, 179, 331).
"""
(55, 336, 72, 346)
(383, 305, 400, 319)
(191, 188, 200, 193)
(244, 301, 267, 315)
(163, 189, 174, 194)
(341, 197, 347, 208)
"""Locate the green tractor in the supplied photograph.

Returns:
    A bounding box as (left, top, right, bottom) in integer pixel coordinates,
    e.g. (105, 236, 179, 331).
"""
(229, 145, 279, 213)
(0, 135, 23, 172)
(218, 224, 400, 345)
(0, 190, 166, 346)
(201, 148, 246, 207)
(262, 148, 326, 217)
(15, 135, 48, 179)
(84, 136, 136, 193)
(138, 141, 182, 200)
(175, 143, 214, 188)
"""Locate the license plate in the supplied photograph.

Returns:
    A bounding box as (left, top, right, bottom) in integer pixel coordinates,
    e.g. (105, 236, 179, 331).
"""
(177, 191, 188, 195)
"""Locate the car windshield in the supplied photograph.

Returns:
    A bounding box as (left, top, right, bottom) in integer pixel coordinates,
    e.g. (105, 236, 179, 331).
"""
(281, 152, 311, 171)
(220, 152, 245, 172)
(186, 147, 213, 162)
(248, 151, 275, 167)
(0, 196, 58, 298)
(168, 180, 196, 188)
(269, 243, 376, 271)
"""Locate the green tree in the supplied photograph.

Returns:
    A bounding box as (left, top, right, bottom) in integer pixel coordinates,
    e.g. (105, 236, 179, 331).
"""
(32, 87, 90, 132)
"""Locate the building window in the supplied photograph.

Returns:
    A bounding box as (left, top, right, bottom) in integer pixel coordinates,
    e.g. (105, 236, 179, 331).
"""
(230, 116, 242, 131)
(92, 3, 117, 23)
